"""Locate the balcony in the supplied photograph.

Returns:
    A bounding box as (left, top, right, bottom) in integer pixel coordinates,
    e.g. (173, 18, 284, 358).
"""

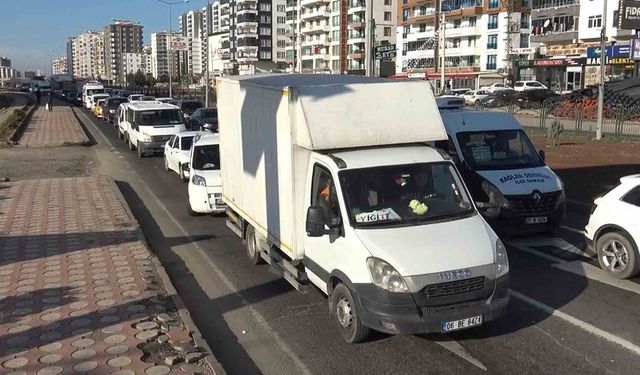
(301, 23, 331, 34)
(302, 37, 332, 47)
(530, 0, 578, 11)
(348, 19, 366, 29)
(300, 8, 330, 21)
(348, 1, 366, 13)
(348, 34, 366, 44)
(301, 0, 329, 7)
(237, 0, 257, 4)
(237, 26, 259, 38)
(445, 26, 481, 37)
(348, 51, 365, 59)
(406, 49, 436, 59)
(530, 30, 578, 43)
(237, 6, 258, 15)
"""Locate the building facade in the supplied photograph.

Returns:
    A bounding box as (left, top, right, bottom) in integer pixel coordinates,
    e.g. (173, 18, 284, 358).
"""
(0, 57, 11, 68)
(179, 10, 207, 76)
(151, 31, 181, 80)
(104, 21, 144, 85)
(67, 31, 106, 80)
(52, 57, 68, 75)
(142, 46, 153, 76)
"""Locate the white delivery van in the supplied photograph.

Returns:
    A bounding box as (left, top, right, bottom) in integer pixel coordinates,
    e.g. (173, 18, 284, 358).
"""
(218, 75, 509, 343)
(436, 97, 565, 235)
(82, 81, 105, 108)
(187, 133, 225, 215)
(119, 101, 186, 158)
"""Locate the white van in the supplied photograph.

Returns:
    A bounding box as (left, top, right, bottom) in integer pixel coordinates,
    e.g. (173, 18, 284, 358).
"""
(82, 81, 104, 108)
(436, 97, 565, 234)
(187, 133, 224, 215)
(117, 101, 186, 158)
(218, 75, 509, 342)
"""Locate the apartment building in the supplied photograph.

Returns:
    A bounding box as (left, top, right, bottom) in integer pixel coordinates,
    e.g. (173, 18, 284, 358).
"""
(52, 57, 68, 75)
(103, 20, 144, 84)
(396, 0, 530, 89)
(151, 31, 182, 79)
(179, 10, 207, 75)
(142, 46, 153, 76)
(67, 31, 106, 80)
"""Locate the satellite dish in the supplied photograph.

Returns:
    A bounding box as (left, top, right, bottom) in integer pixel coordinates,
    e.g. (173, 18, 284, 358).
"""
(543, 19, 550, 28)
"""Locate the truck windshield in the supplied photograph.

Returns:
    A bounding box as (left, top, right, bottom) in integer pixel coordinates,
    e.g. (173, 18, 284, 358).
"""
(192, 145, 220, 170)
(456, 130, 544, 170)
(339, 162, 474, 228)
(135, 109, 183, 126)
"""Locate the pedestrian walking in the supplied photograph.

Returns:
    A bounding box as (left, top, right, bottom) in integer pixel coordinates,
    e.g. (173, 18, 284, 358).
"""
(46, 90, 54, 112)
(35, 87, 42, 106)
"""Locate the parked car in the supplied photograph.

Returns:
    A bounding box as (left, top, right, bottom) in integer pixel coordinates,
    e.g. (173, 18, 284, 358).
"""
(450, 88, 472, 96)
(66, 92, 81, 106)
(517, 89, 559, 108)
(464, 90, 490, 105)
(513, 80, 548, 91)
(188, 107, 218, 131)
(480, 83, 510, 93)
(585, 174, 640, 279)
(187, 132, 223, 215)
(114, 89, 131, 98)
(156, 97, 175, 104)
(93, 99, 106, 118)
(128, 94, 144, 102)
(476, 90, 518, 107)
(164, 131, 199, 181)
(140, 96, 157, 101)
(103, 96, 129, 124)
(178, 100, 204, 120)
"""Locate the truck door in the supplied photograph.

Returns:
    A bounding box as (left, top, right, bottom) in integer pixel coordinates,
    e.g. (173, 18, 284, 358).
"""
(303, 162, 358, 291)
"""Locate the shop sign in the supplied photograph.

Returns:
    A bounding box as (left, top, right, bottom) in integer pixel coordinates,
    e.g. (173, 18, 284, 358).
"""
(587, 45, 631, 58)
(619, 0, 640, 29)
(632, 38, 640, 60)
(523, 57, 586, 68)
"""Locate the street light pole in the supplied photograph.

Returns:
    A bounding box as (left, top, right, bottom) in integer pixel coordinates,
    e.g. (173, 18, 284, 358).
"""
(156, 0, 189, 98)
(205, 0, 210, 107)
(596, 0, 608, 140)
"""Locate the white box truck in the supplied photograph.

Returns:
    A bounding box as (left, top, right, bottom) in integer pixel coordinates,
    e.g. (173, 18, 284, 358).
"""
(217, 75, 509, 343)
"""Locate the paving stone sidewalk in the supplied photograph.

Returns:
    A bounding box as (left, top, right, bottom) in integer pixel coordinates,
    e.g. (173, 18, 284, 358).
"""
(18, 105, 89, 147)
(0, 176, 210, 374)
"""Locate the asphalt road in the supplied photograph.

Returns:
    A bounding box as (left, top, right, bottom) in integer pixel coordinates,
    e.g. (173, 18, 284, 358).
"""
(75, 105, 640, 375)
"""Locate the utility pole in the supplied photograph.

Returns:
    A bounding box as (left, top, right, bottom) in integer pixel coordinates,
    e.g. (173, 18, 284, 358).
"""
(367, 0, 375, 77)
(156, 0, 189, 98)
(205, 0, 210, 107)
(440, 9, 445, 92)
(596, 0, 608, 140)
(501, 0, 516, 86)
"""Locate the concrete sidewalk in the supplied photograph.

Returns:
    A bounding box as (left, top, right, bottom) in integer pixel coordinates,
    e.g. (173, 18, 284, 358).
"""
(0, 176, 211, 374)
(18, 105, 89, 147)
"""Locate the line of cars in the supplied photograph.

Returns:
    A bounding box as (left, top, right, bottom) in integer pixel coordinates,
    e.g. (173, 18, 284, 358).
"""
(453, 81, 559, 108)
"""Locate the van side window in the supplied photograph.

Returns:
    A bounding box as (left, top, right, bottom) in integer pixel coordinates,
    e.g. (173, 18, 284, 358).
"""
(311, 164, 341, 220)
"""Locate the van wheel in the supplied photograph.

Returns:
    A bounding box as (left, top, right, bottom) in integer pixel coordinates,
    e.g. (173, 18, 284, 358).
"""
(118, 130, 123, 139)
(245, 226, 262, 265)
(330, 283, 370, 343)
(128, 136, 135, 151)
(187, 202, 198, 216)
(596, 232, 640, 279)
(164, 158, 170, 172)
(137, 146, 144, 158)
(179, 163, 187, 182)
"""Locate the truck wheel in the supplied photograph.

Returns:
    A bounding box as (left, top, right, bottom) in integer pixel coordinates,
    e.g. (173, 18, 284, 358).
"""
(330, 283, 370, 343)
(137, 145, 144, 158)
(164, 158, 170, 172)
(245, 226, 262, 265)
(128, 137, 135, 151)
(596, 232, 640, 279)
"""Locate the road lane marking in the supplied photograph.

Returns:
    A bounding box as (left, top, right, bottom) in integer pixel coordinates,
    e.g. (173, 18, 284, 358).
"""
(435, 340, 487, 371)
(560, 225, 585, 236)
(509, 236, 592, 259)
(510, 289, 640, 356)
(508, 242, 564, 263)
(552, 261, 640, 297)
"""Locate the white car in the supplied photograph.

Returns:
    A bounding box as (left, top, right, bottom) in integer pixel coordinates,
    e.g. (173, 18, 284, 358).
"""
(513, 80, 548, 91)
(187, 133, 224, 215)
(480, 83, 510, 93)
(164, 131, 199, 181)
(463, 90, 490, 105)
(128, 94, 144, 102)
(585, 174, 640, 279)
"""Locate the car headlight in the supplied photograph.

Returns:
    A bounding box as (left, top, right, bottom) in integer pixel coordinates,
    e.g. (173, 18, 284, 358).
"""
(109, 109, 115, 113)
(481, 180, 509, 210)
(366, 257, 409, 293)
(495, 239, 509, 278)
(191, 174, 206, 186)
(140, 134, 152, 142)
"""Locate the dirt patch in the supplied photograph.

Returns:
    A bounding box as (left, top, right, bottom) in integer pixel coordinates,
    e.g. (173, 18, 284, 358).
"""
(0, 145, 97, 181)
(528, 132, 640, 203)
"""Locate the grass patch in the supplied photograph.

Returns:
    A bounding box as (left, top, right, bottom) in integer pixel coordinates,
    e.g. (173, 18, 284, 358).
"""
(0, 108, 27, 141)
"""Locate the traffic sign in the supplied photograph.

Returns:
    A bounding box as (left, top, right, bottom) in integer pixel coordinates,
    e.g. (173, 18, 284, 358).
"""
(375, 45, 396, 60)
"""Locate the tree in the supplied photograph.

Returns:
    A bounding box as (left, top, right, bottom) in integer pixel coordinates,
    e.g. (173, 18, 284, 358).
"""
(132, 70, 147, 88)
(146, 74, 157, 88)
(158, 74, 169, 83)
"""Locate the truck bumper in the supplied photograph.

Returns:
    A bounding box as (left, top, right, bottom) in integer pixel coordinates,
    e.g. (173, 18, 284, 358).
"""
(355, 275, 509, 335)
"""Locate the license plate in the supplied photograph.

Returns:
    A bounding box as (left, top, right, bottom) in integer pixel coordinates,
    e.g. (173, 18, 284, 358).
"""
(441, 315, 483, 332)
(525, 216, 548, 224)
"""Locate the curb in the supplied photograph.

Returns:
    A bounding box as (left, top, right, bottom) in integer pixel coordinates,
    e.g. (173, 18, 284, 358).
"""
(6, 102, 36, 145)
(70, 106, 97, 146)
(104, 175, 226, 375)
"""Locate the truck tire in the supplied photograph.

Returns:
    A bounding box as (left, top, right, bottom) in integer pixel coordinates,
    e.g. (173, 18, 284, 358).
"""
(137, 145, 144, 158)
(245, 226, 262, 265)
(596, 231, 640, 279)
(128, 136, 135, 151)
(330, 283, 370, 343)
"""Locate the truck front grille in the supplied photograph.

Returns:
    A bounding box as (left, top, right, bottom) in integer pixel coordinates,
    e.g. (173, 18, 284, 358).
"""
(151, 135, 171, 143)
(424, 277, 485, 299)
(506, 191, 561, 215)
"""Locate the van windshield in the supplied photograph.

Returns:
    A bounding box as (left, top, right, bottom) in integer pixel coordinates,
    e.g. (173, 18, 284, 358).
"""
(86, 89, 104, 96)
(456, 130, 544, 170)
(135, 109, 183, 126)
(192, 145, 220, 170)
(339, 162, 474, 228)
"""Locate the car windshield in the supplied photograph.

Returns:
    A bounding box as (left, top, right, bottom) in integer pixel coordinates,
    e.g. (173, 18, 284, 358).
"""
(338, 162, 474, 228)
(181, 136, 194, 151)
(201, 109, 217, 119)
(456, 130, 544, 170)
(192, 144, 220, 170)
(135, 109, 183, 125)
(108, 98, 127, 107)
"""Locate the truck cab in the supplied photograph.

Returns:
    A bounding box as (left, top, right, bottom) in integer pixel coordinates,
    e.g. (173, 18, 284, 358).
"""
(436, 97, 565, 235)
(218, 75, 509, 343)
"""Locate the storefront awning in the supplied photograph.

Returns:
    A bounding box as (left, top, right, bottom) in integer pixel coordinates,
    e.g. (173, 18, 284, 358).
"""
(425, 72, 478, 78)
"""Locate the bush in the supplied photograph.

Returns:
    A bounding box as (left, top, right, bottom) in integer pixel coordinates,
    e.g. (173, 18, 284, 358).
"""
(0, 107, 27, 139)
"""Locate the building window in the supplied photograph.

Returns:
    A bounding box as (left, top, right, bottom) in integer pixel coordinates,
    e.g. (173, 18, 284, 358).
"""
(385, 0, 392, 5)
(487, 34, 497, 49)
(332, 30, 340, 40)
(469, 16, 476, 26)
(384, 27, 392, 36)
(486, 55, 497, 70)
(488, 14, 498, 29)
(419, 23, 426, 32)
(467, 36, 475, 47)
(332, 45, 340, 54)
(520, 14, 529, 29)
(588, 15, 602, 28)
(489, 0, 499, 8)
(384, 12, 392, 21)
(332, 1, 340, 11)
(333, 15, 340, 26)
(403, 9, 410, 21)
(519, 33, 529, 48)
(332, 60, 340, 71)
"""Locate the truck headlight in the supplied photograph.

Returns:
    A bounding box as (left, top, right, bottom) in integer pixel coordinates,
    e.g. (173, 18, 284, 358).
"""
(495, 239, 509, 278)
(140, 133, 152, 142)
(191, 174, 206, 186)
(366, 257, 409, 293)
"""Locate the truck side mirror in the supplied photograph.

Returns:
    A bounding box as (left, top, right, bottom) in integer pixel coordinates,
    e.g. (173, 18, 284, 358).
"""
(306, 206, 328, 237)
(538, 149, 546, 162)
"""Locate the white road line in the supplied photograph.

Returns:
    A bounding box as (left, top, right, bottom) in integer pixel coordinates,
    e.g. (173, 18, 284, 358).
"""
(560, 225, 585, 236)
(77, 108, 312, 375)
(508, 237, 592, 259)
(552, 261, 640, 297)
(508, 242, 564, 263)
(510, 289, 640, 356)
(435, 340, 487, 371)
